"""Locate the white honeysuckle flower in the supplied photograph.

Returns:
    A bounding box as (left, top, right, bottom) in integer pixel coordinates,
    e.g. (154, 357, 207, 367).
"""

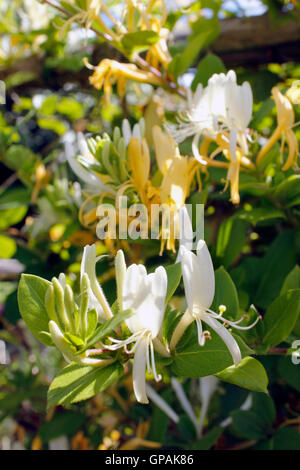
(197, 376, 219, 436)
(107, 254, 168, 404)
(81, 244, 113, 321)
(176, 205, 194, 263)
(223, 71, 253, 157)
(122, 118, 145, 147)
(178, 240, 260, 366)
(171, 378, 198, 430)
(145, 385, 179, 423)
(169, 70, 253, 163)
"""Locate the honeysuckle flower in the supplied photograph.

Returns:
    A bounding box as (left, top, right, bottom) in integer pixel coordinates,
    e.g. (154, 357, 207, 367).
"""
(198, 376, 219, 436)
(152, 127, 199, 253)
(257, 87, 299, 170)
(169, 71, 253, 166)
(222, 71, 253, 158)
(60, 0, 122, 42)
(170, 239, 261, 365)
(87, 58, 163, 105)
(81, 244, 113, 321)
(122, 118, 145, 147)
(128, 136, 151, 204)
(106, 253, 168, 404)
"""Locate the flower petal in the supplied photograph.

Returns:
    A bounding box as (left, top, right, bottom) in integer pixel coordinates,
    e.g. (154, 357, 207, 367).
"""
(202, 312, 242, 366)
(133, 336, 149, 404)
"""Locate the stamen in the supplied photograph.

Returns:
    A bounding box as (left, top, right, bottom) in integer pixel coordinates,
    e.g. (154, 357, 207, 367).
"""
(203, 330, 212, 341)
(226, 315, 262, 330)
(218, 305, 227, 315)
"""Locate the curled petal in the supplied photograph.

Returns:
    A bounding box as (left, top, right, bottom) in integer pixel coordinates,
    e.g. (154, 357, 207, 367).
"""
(201, 312, 242, 366)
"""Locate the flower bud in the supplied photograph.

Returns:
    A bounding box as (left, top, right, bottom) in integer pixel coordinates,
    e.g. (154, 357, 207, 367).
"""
(45, 285, 59, 324)
(115, 250, 126, 312)
(52, 277, 71, 331)
(79, 273, 90, 338)
(49, 320, 77, 363)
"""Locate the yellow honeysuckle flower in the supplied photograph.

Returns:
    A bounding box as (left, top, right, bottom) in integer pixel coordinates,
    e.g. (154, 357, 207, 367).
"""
(87, 59, 163, 105)
(152, 125, 180, 174)
(128, 137, 150, 204)
(145, 22, 171, 69)
(257, 87, 299, 170)
(196, 133, 255, 205)
(160, 156, 189, 209)
(286, 81, 300, 105)
(152, 127, 199, 252)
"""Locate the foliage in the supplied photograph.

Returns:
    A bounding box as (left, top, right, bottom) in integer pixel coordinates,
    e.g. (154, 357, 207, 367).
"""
(0, 0, 299, 451)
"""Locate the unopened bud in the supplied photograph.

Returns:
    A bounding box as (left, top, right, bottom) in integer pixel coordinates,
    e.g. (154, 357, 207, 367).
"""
(49, 320, 77, 363)
(45, 285, 59, 324)
(115, 250, 126, 312)
(52, 277, 71, 331)
(79, 273, 90, 338)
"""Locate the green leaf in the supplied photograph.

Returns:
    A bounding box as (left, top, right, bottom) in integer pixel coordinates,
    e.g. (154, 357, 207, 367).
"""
(216, 218, 247, 268)
(0, 281, 17, 305)
(0, 235, 17, 258)
(165, 263, 181, 304)
(171, 329, 253, 378)
(254, 231, 296, 309)
(272, 175, 300, 205)
(0, 188, 29, 230)
(192, 54, 225, 90)
(38, 411, 86, 442)
(191, 426, 223, 450)
(236, 207, 286, 226)
(210, 267, 239, 320)
(216, 357, 269, 393)
(273, 427, 300, 450)
(121, 31, 160, 57)
(47, 362, 123, 408)
(80, 308, 133, 352)
(263, 289, 300, 347)
(281, 266, 300, 335)
(169, 17, 219, 79)
(17, 274, 52, 346)
(231, 409, 271, 440)
(278, 356, 300, 392)
(281, 265, 300, 295)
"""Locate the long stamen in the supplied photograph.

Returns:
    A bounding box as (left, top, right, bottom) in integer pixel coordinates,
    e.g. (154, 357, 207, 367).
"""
(206, 309, 261, 330)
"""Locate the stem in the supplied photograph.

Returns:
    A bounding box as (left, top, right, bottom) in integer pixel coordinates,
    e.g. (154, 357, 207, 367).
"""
(267, 347, 288, 355)
(42, 0, 184, 98)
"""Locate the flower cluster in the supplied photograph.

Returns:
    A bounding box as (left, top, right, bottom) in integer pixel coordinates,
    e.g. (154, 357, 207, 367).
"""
(68, 119, 198, 253)
(45, 208, 260, 404)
